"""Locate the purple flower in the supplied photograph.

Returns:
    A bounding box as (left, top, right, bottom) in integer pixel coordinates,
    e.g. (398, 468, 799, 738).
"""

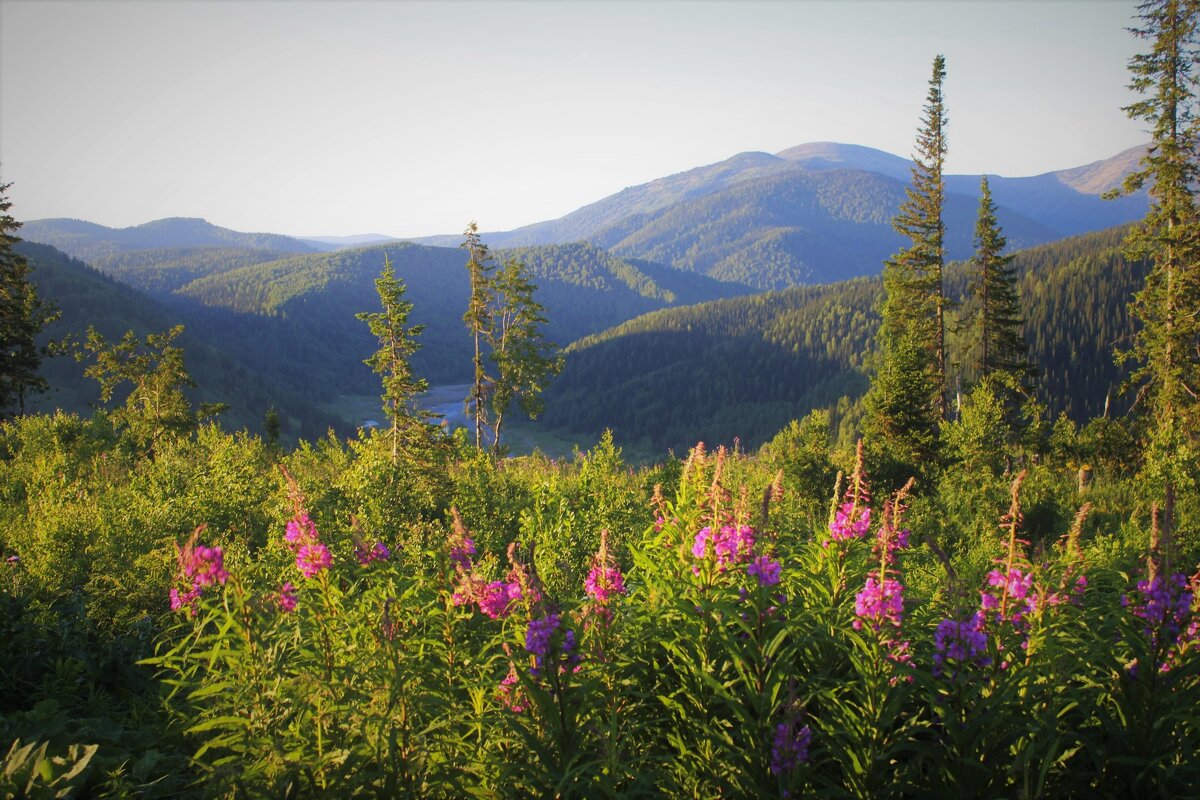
(498, 671, 526, 713)
(525, 613, 561, 660)
(478, 581, 522, 619)
(170, 540, 228, 614)
(1125, 572, 1196, 670)
(296, 543, 332, 578)
(450, 537, 476, 570)
(284, 515, 318, 549)
(770, 721, 812, 776)
(277, 582, 298, 613)
(585, 564, 626, 603)
(828, 502, 870, 543)
(933, 612, 990, 676)
(747, 555, 781, 587)
(692, 524, 756, 571)
(355, 540, 391, 566)
(853, 575, 904, 631)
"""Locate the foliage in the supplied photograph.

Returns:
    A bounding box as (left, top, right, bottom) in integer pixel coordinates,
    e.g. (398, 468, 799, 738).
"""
(0, 182, 58, 418)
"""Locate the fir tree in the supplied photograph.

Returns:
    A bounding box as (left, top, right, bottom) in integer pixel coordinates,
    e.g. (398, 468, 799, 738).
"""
(1110, 0, 1200, 560)
(862, 54, 948, 481)
(356, 255, 431, 464)
(0, 180, 57, 417)
(963, 176, 1033, 390)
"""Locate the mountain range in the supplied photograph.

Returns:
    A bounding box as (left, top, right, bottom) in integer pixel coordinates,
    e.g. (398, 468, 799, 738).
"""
(15, 140, 1152, 452)
(412, 142, 1149, 289)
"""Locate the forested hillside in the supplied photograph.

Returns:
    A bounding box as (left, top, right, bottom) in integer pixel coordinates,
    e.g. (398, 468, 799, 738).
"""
(19, 242, 329, 439)
(540, 225, 1144, 454)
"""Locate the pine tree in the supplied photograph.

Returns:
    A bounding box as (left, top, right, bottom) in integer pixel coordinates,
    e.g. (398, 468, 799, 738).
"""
(862, 54, 948, 481)
(0, 180, 56, 417)
(356, 255, 431, 464)
(1110, 0, 1200, 560)
(486, 257, 562, 455)
(964, 176, 1033, 390)
(461, 221, 496, 449)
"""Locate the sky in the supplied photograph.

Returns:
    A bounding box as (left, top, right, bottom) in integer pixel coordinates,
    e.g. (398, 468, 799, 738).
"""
(0, 0, 1148, 239)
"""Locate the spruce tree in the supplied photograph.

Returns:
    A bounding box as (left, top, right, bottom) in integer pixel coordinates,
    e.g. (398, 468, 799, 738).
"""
(356, 255, 431, 464)
(862, 54, 948, 481)
(964, 176, 1032, 389)
(1110, 0, 1200, 558)
(461, 221, 495, 449)
(0, 180, 56, 417)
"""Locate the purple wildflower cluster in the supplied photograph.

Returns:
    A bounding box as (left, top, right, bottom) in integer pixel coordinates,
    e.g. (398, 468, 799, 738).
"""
(692, 524, 756, 571)
(497, 669, 526, 713)
(828, 502, 870, 544)
(354, 540, 391, 566)
(981, 568, 1036, 625)
(284, 513, 332, 579)
(448, 525, 539, 621)
(747, 554, 781, 587)
(770, 720, 812, 776)
(854, 576, 903, 631)
(932, 613, 990, 677)
(1124, 572, 1198, 672)
(585, 565, 626, 603)
(170, 536, 229, 615)
(275, 582, 298, 613)
(525, 613, 578, 676)
(478, 580, 523, 619)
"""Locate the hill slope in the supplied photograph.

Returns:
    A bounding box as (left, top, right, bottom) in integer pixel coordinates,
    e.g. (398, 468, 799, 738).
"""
(18, 242, 329, 440)
(538, 226, 1145, 454)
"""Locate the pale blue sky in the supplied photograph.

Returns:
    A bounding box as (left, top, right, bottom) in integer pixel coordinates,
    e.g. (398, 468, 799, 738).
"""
(1, 0, 1146, 238)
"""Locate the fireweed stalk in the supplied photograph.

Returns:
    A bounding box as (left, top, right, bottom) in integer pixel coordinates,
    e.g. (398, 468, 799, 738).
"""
(853, 479, 914, 671)
(169, 525, 229, 615)
(1124, 505, 1199, 674)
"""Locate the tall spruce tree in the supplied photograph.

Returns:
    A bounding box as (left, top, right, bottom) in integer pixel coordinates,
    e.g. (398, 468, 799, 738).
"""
(862, 54, 948, 480)
(964, 176, 1032, 389)
(0, 180, 56, 417)
(1111, 0, 1200, 556)
(461, 221, 495, 449)
(357, 255, 431, 465)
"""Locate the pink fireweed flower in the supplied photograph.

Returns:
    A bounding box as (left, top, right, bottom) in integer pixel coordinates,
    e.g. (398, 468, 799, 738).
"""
(828, 502, 871, 544)
(276, 582, 298, 613)
(692, 524, 756, 571)
(170, 533, 228, 614)
(478, 581, 522, 619)
(747, 555, 781, 587)
(355, 540, 391, 566)
(284, 514, 318, 549)
(585, 564, 626, 603)
(770, 721, 812, 776)
(296, 542, 332, 578)
(498, 671, 526, 713)
(853, 575, 904, 631)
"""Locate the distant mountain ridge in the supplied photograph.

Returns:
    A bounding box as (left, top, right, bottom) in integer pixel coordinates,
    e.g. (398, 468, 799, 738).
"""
(20, 217, 320, 262)
(412, 142, 1150, 290)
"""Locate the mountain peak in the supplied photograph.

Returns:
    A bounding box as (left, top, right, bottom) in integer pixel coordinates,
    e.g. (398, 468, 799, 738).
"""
(774, 142, 913, 181)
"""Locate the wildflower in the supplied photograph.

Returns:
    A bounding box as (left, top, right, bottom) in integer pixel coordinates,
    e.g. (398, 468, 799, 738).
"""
(170, 531, 228, 615)
(747, 555, 781, 587)
(770, 721, 812, 776)
(450, 537, 476, 570)
(478, 580, 522, 619)
(355, 540, 391, 566)
(828, 502, 870, 543)
(853, 575, 904, 631)
(585, 564, 626, 603)
(296, 542, 332, 578)
(498, 669, 526, 713)
(284, 514, 318, 549)
(932, 612, 990, 676)
(1125, 572, 1196, 670)
(276, 582, 298, 613)
(692, 524, 755, 571)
